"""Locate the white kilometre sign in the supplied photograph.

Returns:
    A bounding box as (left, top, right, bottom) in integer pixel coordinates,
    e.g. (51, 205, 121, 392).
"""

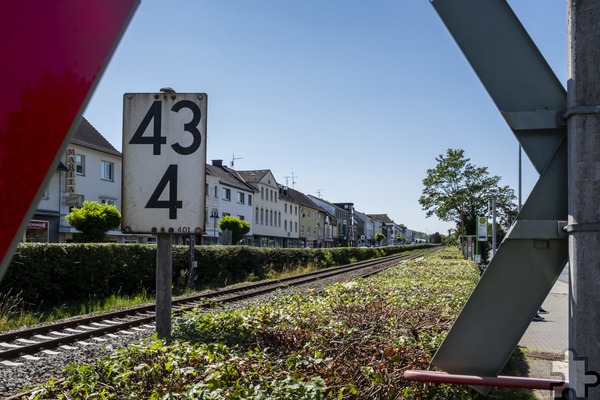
(122, 92, 207, 234)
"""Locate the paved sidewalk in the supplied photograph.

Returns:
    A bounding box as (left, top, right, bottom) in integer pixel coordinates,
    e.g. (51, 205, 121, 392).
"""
(518, 274, 568, 400)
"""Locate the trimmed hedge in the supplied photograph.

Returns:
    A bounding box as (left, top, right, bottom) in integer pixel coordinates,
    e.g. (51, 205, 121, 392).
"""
(1, 243, 436, 309)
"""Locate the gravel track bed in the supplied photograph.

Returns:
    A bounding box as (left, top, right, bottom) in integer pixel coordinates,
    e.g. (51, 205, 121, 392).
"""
(0, 266, 375, 398)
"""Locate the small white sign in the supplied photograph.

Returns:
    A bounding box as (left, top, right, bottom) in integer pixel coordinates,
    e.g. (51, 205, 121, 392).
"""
(122, 92, 207, 234)
(477, 216, 487, 241)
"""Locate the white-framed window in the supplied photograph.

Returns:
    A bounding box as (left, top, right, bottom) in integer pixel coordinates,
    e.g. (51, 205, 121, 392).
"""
(260, 208, 264, 225)
(285, 220, 288, 230)
(76, 154, 85, 175)
(238, 215, 245, 220)
(100, 161, 114, 181)
(261, 187, 264, 199)
(285, 204, 288, 213)
(248, 194, 252, 206)
(255, 207, 259, 224)
(214, 185, 218, 197)
(237, 192, 245, 204)
(223, 188, 231, 201)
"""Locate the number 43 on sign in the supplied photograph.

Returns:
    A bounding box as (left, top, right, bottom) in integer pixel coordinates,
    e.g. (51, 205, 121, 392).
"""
(122, 92, 207, 235)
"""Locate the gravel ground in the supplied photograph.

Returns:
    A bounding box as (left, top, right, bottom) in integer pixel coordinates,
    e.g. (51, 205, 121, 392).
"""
(0, 267, 374, 398)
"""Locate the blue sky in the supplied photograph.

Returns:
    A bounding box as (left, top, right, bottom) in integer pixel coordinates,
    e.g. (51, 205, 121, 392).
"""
(83, 0, 566, 235)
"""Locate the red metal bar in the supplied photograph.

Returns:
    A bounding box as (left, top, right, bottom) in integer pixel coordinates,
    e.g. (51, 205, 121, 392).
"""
(404, 370, 569, 392)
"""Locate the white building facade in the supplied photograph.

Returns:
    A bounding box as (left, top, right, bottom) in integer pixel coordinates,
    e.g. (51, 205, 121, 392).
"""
(236, 169, 299, 247)
(204, 160, 255, 245)
(26, 118, 147, 243)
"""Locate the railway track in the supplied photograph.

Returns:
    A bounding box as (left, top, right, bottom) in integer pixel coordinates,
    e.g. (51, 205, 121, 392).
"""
(0, 249, 438, 398)
(0, 252, 429, 363)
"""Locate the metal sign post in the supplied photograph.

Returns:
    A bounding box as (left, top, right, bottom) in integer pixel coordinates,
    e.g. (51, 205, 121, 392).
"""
(122, 91, 207, 339)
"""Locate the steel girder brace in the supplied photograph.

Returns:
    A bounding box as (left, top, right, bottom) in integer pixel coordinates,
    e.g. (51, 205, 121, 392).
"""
(429, 0, 568, 394)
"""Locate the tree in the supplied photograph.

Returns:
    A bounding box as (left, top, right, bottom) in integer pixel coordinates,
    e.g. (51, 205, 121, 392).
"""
(419, 149, 517, 235)
(430, 232, 443, 244)
(218, 216, 250, 244)
(374, 233, 385, 245)
(65, 201, 121, 242)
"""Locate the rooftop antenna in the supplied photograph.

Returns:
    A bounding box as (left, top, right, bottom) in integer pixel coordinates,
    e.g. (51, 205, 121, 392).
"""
(288, 172, 297, 188)
(230, 153, 243, 169)
(316, 189, 322, 198)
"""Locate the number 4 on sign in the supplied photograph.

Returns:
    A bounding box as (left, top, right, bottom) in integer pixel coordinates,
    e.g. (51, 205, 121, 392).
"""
(146, 164, 182, 219)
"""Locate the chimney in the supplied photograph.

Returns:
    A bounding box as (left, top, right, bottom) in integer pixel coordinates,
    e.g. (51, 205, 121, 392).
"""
(212, 159, 223, 167)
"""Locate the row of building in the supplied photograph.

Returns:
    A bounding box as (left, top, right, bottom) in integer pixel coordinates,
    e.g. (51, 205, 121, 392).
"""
(27, 118, 413, 247)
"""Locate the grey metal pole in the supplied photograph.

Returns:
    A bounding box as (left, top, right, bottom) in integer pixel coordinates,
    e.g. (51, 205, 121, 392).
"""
(188, 234, 196, 289)
(518, 144, 522, 212)
(491, 196, 496, 257)
(156, 233, 172, 339)
(568, 1, 600, 397)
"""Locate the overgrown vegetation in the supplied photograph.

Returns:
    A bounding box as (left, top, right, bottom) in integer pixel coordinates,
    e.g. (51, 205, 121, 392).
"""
(28, 247, 535, 399)
(1, 243, 433, 314)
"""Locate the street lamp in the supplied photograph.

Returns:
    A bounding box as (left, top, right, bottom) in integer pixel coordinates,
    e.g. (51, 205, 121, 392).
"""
(210, 208, 219, 244)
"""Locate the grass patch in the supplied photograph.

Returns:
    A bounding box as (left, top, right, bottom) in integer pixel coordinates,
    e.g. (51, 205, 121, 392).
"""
(0, 290, 155, 332)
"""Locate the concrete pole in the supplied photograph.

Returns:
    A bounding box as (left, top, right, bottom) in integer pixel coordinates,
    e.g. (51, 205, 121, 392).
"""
(568, 1, 600, 397)
(156, 233, 172, 339)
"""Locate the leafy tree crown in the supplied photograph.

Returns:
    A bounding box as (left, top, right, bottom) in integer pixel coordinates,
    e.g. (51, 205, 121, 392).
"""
(65, 201, 121, 242)
(218, 215, 251, 244)
(419, 148, 517, 235)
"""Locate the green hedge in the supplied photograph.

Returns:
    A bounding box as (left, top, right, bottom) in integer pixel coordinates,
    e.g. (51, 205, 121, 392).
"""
(0, 243, 436, 309)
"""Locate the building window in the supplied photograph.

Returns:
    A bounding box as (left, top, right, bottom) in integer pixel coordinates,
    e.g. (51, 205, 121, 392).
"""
(270, 190, 273, 202)
(285, 220, 288, 230)
(270, 210, 273, 226)
(261, 187, 264, 199)
(285, 204, 288, 213)
(101, 161, 114, 181)
(295, 221, 298, 233)
(25, 220, 49, 243)
(223, 188, 231, 201)
(238, 215, 245, 221)
(295, 206, 298, 215)
(255, 207, 259, 224)
(100, 197, 116, 206)
(76, 154, 85, 175)
(205, 183, 209, 196)
(260, 208, 264, 225)
(237, 192, 245, 204)
(248, 194, 252, 206)
(214, 185, 218, 197)
(278, 212, 281, 227)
